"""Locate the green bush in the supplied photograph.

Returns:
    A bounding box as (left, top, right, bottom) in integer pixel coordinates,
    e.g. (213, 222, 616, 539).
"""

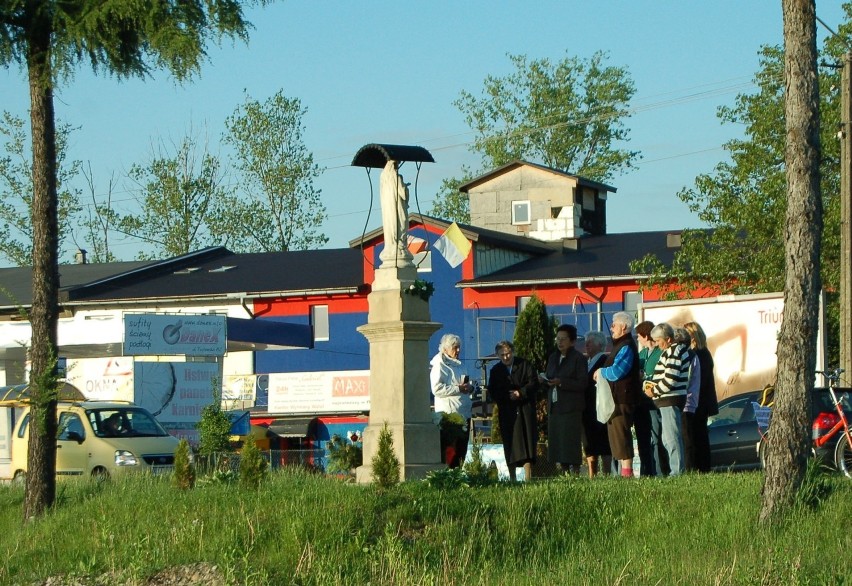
(196, 381, 232, 459)
(325, 434, 363, 475)
(171, 439, 195, 490)
(238, 439, 268, 490)
(371, 422, 400, 489)
(463, 437, 497, 487)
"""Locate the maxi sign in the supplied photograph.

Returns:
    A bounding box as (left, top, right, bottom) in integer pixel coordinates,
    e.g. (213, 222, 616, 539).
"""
(124, 314, 226, 356)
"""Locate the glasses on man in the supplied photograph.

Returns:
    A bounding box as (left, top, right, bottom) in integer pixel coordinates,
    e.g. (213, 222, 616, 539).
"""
(555, 336, 569, 342)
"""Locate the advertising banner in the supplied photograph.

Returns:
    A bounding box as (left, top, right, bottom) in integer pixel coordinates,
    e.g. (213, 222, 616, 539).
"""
(124, 314, 226, 356)
(268, 370, 370, 414)
(65, 357, 134, 401)
(134, 361, 220, 445)
(640, 292, 824, 400)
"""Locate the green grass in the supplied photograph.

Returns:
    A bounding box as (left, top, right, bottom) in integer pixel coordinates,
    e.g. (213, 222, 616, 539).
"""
(1, 468, 850, 585)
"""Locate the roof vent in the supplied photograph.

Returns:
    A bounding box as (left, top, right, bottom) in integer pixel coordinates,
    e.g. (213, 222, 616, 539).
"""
(173, 267, 201, 275)
(209, 265, 236, 273)
(74, 249, 88, 264)
(666, 233, 682, 248)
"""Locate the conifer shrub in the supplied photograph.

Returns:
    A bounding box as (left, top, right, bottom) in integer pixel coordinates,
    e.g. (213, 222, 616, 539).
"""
(239, 438, 268, 490)
(371, 422, 400, 489)
(172, 438, 196, 490)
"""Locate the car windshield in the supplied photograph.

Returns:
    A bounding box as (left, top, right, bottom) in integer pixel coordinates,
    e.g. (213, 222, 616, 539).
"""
(89, 408, 169, 438)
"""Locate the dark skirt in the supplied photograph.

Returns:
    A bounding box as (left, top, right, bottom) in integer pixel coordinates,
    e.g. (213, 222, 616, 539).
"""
(548, 410, 583, 466)
(499, 402, 538, 467)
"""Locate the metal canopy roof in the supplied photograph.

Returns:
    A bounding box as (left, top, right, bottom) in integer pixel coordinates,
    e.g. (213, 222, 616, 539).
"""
(0, 382, 86, 406)
(351, 143, 435, 168)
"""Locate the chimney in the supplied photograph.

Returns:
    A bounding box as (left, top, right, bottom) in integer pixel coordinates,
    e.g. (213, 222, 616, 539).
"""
(74, 249, 88, 264)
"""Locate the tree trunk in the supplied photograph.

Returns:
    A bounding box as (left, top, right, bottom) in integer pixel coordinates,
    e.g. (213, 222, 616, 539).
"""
(23, 12, 60, 522)
(760, 0, 822, 524)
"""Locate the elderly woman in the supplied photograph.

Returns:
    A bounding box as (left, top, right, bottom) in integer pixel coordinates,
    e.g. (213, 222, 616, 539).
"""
(645, 322, 690, 476)
(489, 340, 538, 481)
(684, 321, 719, 472)
(430, 333, 473, 468)
(581, 330, 612, 477)
(542, 324, 588, 474)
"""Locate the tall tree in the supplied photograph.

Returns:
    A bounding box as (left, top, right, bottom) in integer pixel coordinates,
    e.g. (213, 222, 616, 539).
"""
(630, 7, 851, 363)
(74, 162, 119, 263)
(118, 133, 234, 259)
(0, 0, 256, 521)
(432, 51, 639, 221)
(223, 90, 327, 252)
(0, 112, 81, 266)
(760, 0, 822, 524)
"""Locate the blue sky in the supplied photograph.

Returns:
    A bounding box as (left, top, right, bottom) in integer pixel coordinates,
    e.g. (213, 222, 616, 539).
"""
(0, 1, 847, 262)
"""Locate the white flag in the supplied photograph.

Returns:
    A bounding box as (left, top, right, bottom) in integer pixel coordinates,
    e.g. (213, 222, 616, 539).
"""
(434, 222, 471, 268)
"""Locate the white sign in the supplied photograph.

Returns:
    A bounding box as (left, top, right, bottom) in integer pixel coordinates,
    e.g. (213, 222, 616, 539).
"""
(134, 362, 220, 445)
(640, 293, 823, 400)
(268, 370, 370, 414)
(65, 357, 134, 401)
(124, 314, 226, 356)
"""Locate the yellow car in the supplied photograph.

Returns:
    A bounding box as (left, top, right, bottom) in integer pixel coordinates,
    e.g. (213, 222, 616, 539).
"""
(11, 401, 182, 480)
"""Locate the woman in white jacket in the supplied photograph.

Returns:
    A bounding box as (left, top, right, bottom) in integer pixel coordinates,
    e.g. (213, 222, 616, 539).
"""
(430, 333, 473, 467)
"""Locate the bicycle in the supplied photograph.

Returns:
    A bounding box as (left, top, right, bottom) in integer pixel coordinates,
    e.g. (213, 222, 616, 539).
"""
(815, 368, 852, 477)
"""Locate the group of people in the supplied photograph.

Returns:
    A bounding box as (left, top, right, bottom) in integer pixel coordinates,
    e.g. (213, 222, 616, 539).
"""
(429, 313, 719, 479)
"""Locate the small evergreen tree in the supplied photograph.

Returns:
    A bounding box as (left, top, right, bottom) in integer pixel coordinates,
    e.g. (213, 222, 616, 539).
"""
(463, 435, 495, 487)
(238, 438, 268, 490)
(513, 293, 558, 447)
(513, 293, 556, 369)
(196, 379, 233, 471)
(172, 439, 196, 491)
(371, 422, 400, 489)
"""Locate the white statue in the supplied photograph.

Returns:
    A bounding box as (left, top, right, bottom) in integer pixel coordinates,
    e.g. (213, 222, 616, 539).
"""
(379, 160, 413, 265)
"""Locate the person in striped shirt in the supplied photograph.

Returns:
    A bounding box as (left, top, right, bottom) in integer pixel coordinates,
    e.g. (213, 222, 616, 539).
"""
(644, 323, 690, 475)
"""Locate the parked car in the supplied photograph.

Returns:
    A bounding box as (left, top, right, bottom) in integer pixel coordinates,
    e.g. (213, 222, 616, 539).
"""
(11, 401, 181, 480)
(708, 387, 852, 471)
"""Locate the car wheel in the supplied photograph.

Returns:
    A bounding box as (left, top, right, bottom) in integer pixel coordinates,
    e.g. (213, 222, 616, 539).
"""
(834, 432, 852, 479)
(758, 437, 768, 470)
(91, 467, 110, 481)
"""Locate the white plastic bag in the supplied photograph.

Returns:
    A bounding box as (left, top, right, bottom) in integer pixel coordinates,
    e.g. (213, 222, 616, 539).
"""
(596, 377, 615, 423)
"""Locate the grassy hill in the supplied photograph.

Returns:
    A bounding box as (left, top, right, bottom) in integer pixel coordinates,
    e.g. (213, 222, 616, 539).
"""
(1, 467, 849, 585)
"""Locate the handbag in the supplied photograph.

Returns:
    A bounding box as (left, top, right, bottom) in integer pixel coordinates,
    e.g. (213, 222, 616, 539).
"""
(596, 377, 615, 423)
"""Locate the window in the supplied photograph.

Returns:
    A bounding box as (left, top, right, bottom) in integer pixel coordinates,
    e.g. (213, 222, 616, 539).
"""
(58, 412, 85, 441)
(511, 201, 531, 225)
(311, 305, 329, 342)
(516, 296, 531, 315)
(623, 291, 642, 313)
(414, 250, 432, 273)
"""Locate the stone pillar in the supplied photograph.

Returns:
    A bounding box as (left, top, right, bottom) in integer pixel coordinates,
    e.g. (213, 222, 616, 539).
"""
(356, 264, 443, 483)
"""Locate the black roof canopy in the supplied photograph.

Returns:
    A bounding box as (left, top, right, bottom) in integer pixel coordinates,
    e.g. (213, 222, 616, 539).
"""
(351, 143, 435, 168)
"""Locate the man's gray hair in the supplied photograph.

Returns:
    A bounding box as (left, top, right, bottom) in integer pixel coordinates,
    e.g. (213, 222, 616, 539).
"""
(585, 330, 607, 352)
(439, 333, 461, 352)
(612, 311, 634, 331)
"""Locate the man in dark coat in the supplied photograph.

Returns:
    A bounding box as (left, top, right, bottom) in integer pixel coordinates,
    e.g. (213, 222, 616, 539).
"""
(489, 340, 539, 481)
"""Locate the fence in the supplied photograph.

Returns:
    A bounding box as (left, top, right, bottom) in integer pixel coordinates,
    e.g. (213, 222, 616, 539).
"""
(196, 448, 325, 475)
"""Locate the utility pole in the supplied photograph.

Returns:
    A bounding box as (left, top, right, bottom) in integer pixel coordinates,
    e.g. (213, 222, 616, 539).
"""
(841, 52, 852, 377)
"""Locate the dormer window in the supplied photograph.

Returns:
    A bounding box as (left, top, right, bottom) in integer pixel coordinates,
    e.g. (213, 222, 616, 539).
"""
(511, 200, 531, 225)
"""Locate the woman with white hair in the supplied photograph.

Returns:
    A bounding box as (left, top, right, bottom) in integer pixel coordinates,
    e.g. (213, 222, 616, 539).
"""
(430, 333, 473, 467)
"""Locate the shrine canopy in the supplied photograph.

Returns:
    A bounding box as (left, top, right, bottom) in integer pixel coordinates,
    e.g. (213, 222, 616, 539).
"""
(351, 144, 434, 168)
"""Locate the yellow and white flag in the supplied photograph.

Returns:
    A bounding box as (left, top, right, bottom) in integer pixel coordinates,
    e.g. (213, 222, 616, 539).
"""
(434, 222, 471, 268)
